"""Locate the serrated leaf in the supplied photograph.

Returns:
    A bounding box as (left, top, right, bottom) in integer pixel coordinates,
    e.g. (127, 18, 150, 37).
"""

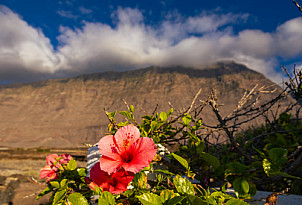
(173, 175, 194, 195)
(68, 193, 89, 205)
(200, 153, 220, 169)
(160, 112, 168, 121)
(36, 186, 52, 200)
(171, 153, 189, 170)
(53, 189, 66, 205)
(50, 181, 60, 189)
(67, 159, 77, 170)
(98, 191, 116, 205)
(137, 192, 163, 205)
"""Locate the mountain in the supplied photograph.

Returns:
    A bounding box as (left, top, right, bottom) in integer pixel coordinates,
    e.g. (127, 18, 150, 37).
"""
(0, 62, 284, 148)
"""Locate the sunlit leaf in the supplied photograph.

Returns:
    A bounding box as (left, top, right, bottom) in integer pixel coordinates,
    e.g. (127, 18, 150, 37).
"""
(67, 159, 77, 170)
(53, 189, 66, 204)
(171, 153, 189, 170)
(137, 192, 163, 205)
(68, 193, 89, 205)
(173, 175, 194, 195)
(98, 191, 116, 205)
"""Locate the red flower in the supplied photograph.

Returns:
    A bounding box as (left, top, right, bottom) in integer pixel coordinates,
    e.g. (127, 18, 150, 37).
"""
(40, 154, 73, 181)
(98, 125, 157, 174)
(89, 162, 134, 194)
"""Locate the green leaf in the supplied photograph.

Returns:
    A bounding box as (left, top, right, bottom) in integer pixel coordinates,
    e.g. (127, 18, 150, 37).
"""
(200, 153, 220, 169)
(52, 189, 66, 205)
(119, 111, 133, 120)
(50, 181, 60, 189)
(225, 198, 249, 205)
(173, 175, 194, 195)
(171, 153, 189, 170)
(196, 140, 205, 154)
(98, 191, 116, 205)
(226, 162, 246, 174)
(167, 108, 173, 116)
(67, 159, 77, 170)
(160, 190, 172, 203)
(187, 132, 200, 143)
(60, 179, 68, 188)
(137, 193, 163, 205)
(182, 114, 192, 125)
(108, 110, 117, 119)
(268, 148, 288, 166)
(154, 169, 175, 175)
(160, 112, 168, 121)
(253, 147, 266, 159)
(233, 178, 249, 195)
(36, 186, 52, 200)
(278, 171, 301, 179)
(166, 196, 185, 205)
(151, 121, 160, 131)
(68, 193, 89, 205)
(129, 105, 134, 112)
(77, 168, 87, 177)
(186, 195, 208, 205)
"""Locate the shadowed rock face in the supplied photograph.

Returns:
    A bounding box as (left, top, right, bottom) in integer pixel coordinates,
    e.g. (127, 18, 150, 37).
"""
(0, 62, 284, 148)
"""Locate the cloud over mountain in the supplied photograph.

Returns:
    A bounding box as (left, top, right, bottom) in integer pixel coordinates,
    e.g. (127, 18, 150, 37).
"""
(1, 5, 302, 83)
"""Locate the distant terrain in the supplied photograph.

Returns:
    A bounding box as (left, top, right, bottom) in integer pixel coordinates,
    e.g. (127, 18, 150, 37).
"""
(0, 62, 286, 148)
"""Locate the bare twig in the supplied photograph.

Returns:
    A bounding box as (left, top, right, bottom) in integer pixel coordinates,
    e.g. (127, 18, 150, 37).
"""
(293, 0, 302, 12)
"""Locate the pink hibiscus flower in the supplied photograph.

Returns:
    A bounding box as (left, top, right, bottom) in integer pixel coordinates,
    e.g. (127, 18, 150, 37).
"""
(89, 162, 134, 194)
(98, 124, 157, 174)
(40, 154, 73, 181)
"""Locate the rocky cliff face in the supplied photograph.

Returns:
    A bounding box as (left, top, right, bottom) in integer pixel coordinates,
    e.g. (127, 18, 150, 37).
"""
(0, 62, 284, 148)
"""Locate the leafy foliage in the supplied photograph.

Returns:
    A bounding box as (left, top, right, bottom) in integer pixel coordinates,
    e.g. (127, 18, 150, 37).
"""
(37, 67, 302, 204)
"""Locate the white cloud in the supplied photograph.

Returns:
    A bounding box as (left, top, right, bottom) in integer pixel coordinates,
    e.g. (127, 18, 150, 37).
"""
(57, 10, 78, 20)
(1, 6, 302, 83)
(0, 6, 61, 82)
(79, 6, 93, 15)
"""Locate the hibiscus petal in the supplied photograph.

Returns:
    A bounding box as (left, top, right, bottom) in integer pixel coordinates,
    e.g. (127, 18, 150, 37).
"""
(114, 125, 141, 151)
(90, 162, 134, 194)
(99, 155, 123, 174)
(98, 135, 124, 174)
(46, 154, 59, 166)
(40, 165, 58, 181)
(121, 137, 157, 173)
(90, 162, 109, 186)
(59, 154, 73, 164)
(98, 135, 119, 155)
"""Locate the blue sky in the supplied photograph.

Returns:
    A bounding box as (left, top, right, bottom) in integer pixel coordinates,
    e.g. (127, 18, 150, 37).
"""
(0, 0, 301, 83)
